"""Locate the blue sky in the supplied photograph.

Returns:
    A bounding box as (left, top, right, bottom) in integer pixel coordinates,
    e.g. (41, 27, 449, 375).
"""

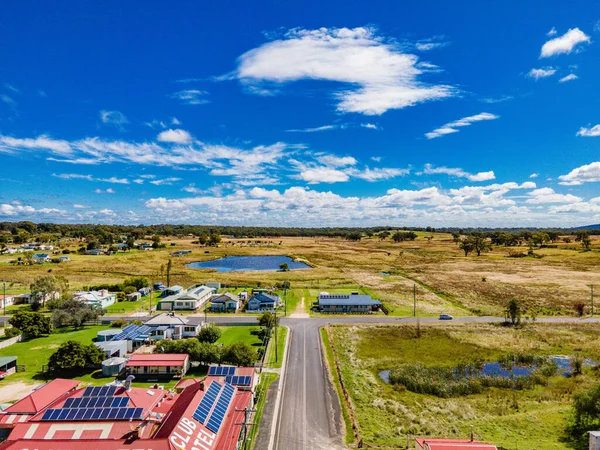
(1, 0, 600, 227)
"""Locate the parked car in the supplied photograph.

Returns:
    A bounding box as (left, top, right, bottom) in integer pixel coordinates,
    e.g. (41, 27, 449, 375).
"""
(439, 314, 453, 320)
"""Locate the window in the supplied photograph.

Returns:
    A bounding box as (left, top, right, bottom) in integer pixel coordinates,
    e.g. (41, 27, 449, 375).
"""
(184, 326, 196, 332)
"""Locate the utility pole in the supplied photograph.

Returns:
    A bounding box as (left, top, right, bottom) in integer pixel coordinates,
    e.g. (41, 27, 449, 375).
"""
(2, 280, 6, 316)
(413, 284, 416, 317)
(235, 406, 256, 450)
(274, 309, 278, 363)
(589, 284, 596, 317)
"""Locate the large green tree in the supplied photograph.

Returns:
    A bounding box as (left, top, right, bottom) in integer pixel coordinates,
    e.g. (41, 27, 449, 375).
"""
(30, 275, 69, 308)
(221, 342, 256, 366)
(48, 340, 105, 373)
(197, 324, 221, 344)
(9, 311, 52, 338)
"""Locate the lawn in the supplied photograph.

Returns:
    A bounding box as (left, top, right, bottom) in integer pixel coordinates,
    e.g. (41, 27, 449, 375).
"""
(264, 326, 287, 369)
(325, 322, 600, 450)
(216, 326, 264, 347)
(249, 372, 279, 449)
(0, 325, 111, 384)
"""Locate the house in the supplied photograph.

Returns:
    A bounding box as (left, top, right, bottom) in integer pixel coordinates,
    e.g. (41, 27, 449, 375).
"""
(160, 285, 184, 298)
(0, 295, 16, 308)
(247, 293, 281, 311)
(210, 292, 241, 312)
(125, 353, 190, 378)
(138, 287, 151, 296)
(0, 248, 18, 255)
(145, 312, 201, 338)
(86, 249, 105, 256)
(415, 438, 498, 450)
(156, 285, 215, 311)
(114, 243, 128, 250)
(205, 281, 221, 290)
(73, 290, 116, 308)
(315, 292, 382, 313)
(13, 292, 59, 305)
(126, 291, 142, 301)
(94, 340, 128, 359)
(32, 253, 50, 263)
(58, 256, 70, 262)
(171, 250, 192, 257)
(239, 290, 249, 301)
(37, 245, 53, 251)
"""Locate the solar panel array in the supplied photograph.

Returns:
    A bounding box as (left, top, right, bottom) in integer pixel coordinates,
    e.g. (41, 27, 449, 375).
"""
(82, 385, 118, 397)
(192, 381, 221, 424)
(64, 396, 128, 409)
(111, 324, 151, 341)
(208, 365, 235, 376)
(224, 375, 252, 386)
(205, 383, 235, 433)
(40, 407, 143, 421)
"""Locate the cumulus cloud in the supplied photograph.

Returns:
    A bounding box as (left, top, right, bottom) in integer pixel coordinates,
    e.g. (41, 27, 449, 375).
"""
(423, 164, 495, 181)
(527, 67, 556, 80)
(94, 188, 116, 194)
(559, 73, 578, 83)
(99, 110, 128, 129)
(170, 90, 209, 105)
(425, 112, 499, 139)
(547, 27, 558, 37)
(298, 167, 350, 184)
(157, 129, 193, 144)
(558, 161, 600, 185)
(352, 167, 409, 181)
(315, 154, 357, 167)
(150, 177, 182, 186)
(525, 187, 582, 204)
(0, 203, 66, 217)
(360, 123, 380, 130)
(577, 125, 600, 137)
(541, 28, 591, 57)
(529, 173, 539, 178)
(231, 27, 456, 115)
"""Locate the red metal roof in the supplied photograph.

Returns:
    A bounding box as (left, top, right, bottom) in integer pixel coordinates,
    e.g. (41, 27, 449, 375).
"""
(126, 354, 188, 367)
(416, 438, 498, 450)
(2, 380, 80, 414)
(0, 438, 172, 450)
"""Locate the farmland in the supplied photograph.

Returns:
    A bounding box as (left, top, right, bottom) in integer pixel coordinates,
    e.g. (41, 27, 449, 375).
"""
(1, 233, 599, 316)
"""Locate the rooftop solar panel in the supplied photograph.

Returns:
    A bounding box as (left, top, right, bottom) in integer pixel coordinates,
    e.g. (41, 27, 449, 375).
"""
(41, 410, 53, 420)
(192, 381, 222, 424)
(64, 398, 75, 408)
(92, 409, 102, 420)
(67, 409, 78, 420)
(208, 366, 217, 376)
(206, 383, 235, 434)
(225, 375, 252, 386)
(58, 409, 70, 420)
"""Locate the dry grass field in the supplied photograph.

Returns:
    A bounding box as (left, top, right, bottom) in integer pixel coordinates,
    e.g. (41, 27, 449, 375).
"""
(1, 232, 599, 316)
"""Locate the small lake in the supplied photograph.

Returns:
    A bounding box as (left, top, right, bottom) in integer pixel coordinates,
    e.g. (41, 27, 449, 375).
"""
(186, 255, 311, 272)
(379, 356, 596, 384)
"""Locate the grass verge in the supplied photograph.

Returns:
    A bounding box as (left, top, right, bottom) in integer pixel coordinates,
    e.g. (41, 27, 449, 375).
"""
(264, 326, 287, 369)
(249, 372, 278, 449)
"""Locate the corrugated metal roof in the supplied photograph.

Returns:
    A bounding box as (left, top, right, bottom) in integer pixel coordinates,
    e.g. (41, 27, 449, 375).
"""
(318, 294, 381, 306)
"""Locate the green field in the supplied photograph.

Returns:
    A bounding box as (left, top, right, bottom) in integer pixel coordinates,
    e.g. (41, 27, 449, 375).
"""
(216, 326, 263, 346)
(325, 323, 600, 450)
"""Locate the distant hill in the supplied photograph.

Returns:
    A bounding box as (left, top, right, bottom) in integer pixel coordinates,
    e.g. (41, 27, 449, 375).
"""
(575, 224, 600, 230)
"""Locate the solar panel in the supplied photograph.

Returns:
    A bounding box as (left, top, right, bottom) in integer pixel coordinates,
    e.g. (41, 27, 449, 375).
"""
(74, 409, 86, 420)
(92, 408, 102, 419)
(58, 409, 70, 420)
(100, 408, 111, 419)
(227, 366, 235, 375)
(117, 408, 128, 419)
(225, 375, 252, 386)
(67, 409, 78, 420)
(192, 381, 222, 424)
(124, 407, 135, 419)
(112, 323, 139, 341)
(107, 386, 117, 396)
(64, 398, 75, 408)
(41, 409, 53, 420)
(206, 383, 235, 433)
(208, 366, 217, 376)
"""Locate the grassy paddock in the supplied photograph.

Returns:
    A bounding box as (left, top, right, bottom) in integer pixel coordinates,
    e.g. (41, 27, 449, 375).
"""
(327, 322, 600, 449)
(216, 326, 263, 347)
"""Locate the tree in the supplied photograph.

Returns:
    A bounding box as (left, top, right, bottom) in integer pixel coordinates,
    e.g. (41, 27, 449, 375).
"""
(566, 383, 600, 448)
(208, 233, 221, 246)
(152, 234, 161, 249)
(470, 235, 491, 256)
(30, 275, 69, 308)
(582, 235, 592, 250)
(279, 263, 289, 272)
(9, 311, 52, 338)
(346, 232, 362, 241)
(222, 342, 256, 366)
(459, 238, 475, 256)
(50, 300, 101, 328)
(47, 341, 105, 374)
(258, 311, 279, 329)
(378, 231, 390, 240)
(505, 298, 521, 325)
(122, 276, 149, 290)
(574, 302, 586, 317)
(198, 324, 222, 344)
(23, 251, 34, 265)
(531, 232, 550, 248)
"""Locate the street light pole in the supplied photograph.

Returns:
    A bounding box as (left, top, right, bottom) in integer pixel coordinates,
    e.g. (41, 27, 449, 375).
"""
(2, 281, 6, 316)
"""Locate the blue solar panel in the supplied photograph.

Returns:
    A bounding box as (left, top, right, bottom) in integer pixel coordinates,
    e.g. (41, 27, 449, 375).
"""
(112, 323, 138, 341)
(225, 375, 252, 386)
(124, 408, 135, 419)
(206, 383, 235, 433)
(64, 398, 75, 408)
(41, 409, 53, 420)
(192, 381, 222, 424)
(117, 408, 128, 419)
(67, 409, 78, 420)
(92, 409, 102, 419)
(58, 409, 70, 420)
(100, 408, 111, 419)
(208, 366, 217, 376)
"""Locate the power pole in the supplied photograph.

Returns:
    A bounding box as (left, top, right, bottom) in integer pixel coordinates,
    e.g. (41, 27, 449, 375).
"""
(274, 309, 278, 363)
(235, 406, 257, 450)
(589, 284, 596, 317)
(413, 284, 416, 317)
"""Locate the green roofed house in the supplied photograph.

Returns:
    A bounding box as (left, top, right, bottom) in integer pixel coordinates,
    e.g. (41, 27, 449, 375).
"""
(0, 356, 17, 378)
(314, 292, 382, 313)
(156, 285, 215, 311)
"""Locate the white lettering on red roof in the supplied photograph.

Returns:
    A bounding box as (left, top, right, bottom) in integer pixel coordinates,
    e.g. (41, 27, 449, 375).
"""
(170, 417, 216, 450)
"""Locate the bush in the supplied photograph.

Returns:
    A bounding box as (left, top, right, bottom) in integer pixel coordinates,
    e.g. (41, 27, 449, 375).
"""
(62, 249, 71, 254)
(48, 341, 105, 374)
(9, 310, 52, 338)
(198, 324, 221, 344)
(3, 327, 21, 338)
(123, 286, 136, 295)
(111, 319, 127, 328)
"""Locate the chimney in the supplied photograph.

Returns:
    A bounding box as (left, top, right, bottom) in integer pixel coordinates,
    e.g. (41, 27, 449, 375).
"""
(199, 380, 205, 391)
(124, 374, 135, 391)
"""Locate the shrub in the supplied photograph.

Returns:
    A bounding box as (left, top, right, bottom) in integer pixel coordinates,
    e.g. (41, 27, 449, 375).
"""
(111, 319, 127, 328)
(3, 327, 21, 338)
(198, 324, 221, 344)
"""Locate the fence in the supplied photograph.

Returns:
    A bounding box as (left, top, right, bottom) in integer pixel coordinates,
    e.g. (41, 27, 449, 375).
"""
(0, 334, 22, 349)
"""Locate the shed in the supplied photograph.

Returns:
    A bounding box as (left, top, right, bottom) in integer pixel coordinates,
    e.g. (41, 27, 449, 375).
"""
(101, 357, 127, 376)
(127, 292, 142, 301)
(95, 340, 128, 358)
(205, 281, 221, 290)
(97, 329, 121, 342)
(0, 356, 17, 378)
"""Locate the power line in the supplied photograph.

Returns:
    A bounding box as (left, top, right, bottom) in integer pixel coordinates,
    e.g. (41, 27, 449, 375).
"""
(235, 406, 257, 450)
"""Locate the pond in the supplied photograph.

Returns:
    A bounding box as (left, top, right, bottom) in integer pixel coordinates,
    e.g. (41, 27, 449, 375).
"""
(378, 356, 596, 384)
(186, 255, 311, 272)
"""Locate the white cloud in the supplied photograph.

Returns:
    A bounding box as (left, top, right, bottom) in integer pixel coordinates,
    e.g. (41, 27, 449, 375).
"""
(0, 135, 71, 155)
(558, 161, 600, 185)
(232, 27, 456, 115)
(480, 95, 513, 104)
(415, 41, 448, 51)
(99, 110, 128, 129)
(547, 27, 557, 37)
(299, 167, 350, 184)
(94, 188, 116, 194)
(353, 167, 409, 181)
(170, 90, 209, 105)
(97, 177, 129, 184)
(133, 179, 145, 184)
(1, 95, 16, 106)
(425, 112, 499, 139)
(73, 204, 89, 209)
(423, 164, 495, 181)
(525, 187, 582, 204)
(559, 73, 578, 83)
(171, 117, 181, 125)
(527, 68, 556, 80)
(157, 129, 193, 144)
(150, 177, 182, 186)
(577, 125, 600, 137)
(316, 154, 357, 167)
(529, 173, 539, 178)
(52, 173, 93, 181)
(360, 123, 380, 130)
(286, 125, 338, 133)
(371, 156, 382, 162)
(541, 28, 591, 57)
(0, 203, 66, 218)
